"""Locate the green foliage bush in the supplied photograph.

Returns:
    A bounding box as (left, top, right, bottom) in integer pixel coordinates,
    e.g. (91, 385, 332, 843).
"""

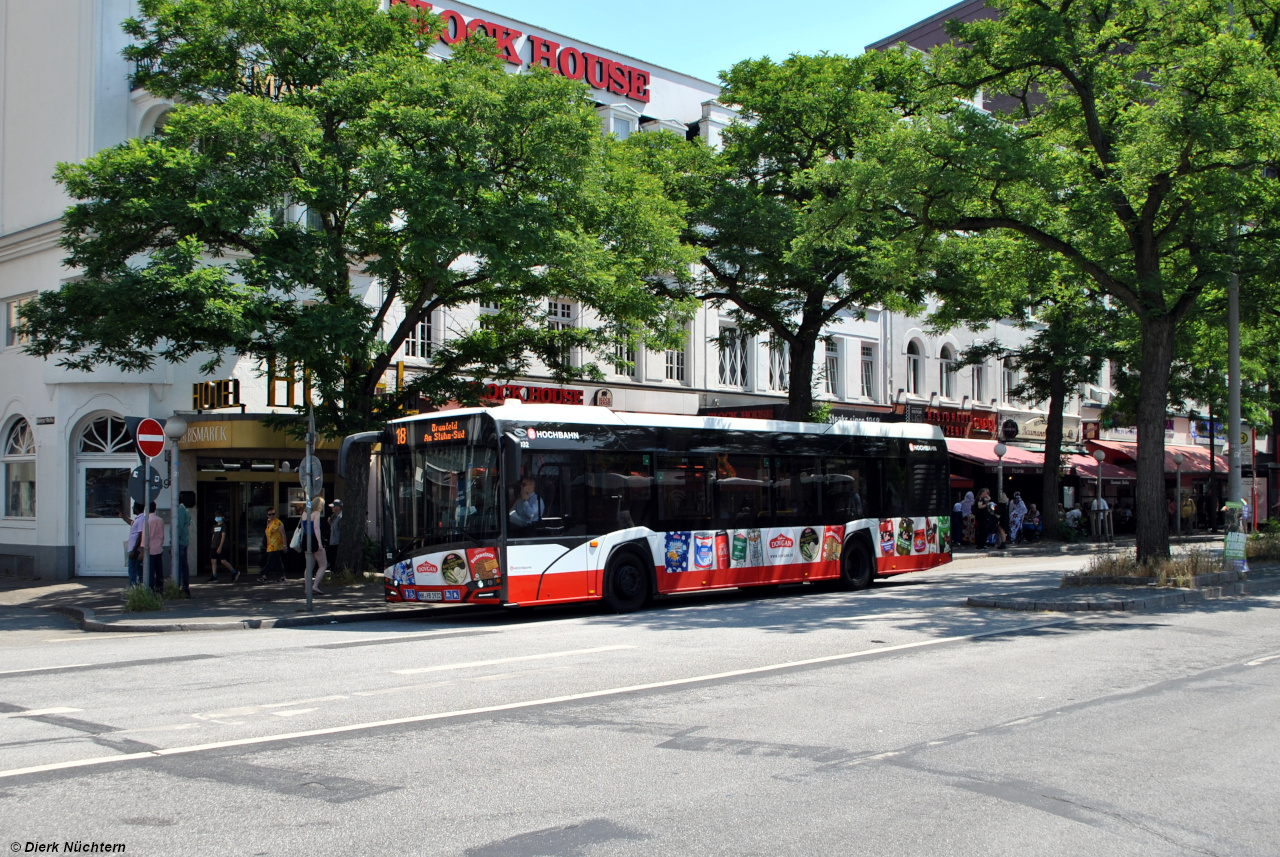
(123, 585, 163, 612)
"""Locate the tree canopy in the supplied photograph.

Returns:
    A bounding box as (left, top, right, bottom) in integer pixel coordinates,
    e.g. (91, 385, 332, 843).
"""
(21, 0, 694, 569)
(859, 0, 1280, 560)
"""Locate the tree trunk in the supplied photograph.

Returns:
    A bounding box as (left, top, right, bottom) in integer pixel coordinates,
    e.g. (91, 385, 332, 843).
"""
(334, 445, 372, 574)
(1042, 367, 1066, 540)
(1135, 315, 1177, 563)
(788, 336, 818, 422)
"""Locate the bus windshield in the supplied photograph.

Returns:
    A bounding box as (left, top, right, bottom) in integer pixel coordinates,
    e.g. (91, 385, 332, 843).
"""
(388, 443, 501, 554)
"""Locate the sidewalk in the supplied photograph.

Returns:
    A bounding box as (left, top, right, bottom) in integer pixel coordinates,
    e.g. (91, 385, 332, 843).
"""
(0, 573, 474, 633)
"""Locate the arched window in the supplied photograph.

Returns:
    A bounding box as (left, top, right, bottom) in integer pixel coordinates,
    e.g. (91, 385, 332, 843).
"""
(4, 418, 35, 517)
(906, 341, 923, 396)
(939, 346, 956, 399)
(78, 416, 137, 454)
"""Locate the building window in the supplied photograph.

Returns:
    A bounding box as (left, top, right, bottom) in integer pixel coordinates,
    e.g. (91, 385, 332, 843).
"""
(768, 336, 790, 392)
(939, 346, 955, 400)
(718, 327, 749, 388)
(823, 339, 842, 398)
(547, 300, 578, 367)
(614, 342, 637, 378)
(665, 345, 686, 382)
(479, 299, 500, 311)
(973, 364, 987, 403)
(860, 344, 876, 400)
(77, 416, 137, 454)
(612, 116, 633, 140)
(4, 418, 35, 518)
(5, 296, 33, 348)
(1003, 359, 1019, 404)
(404, 313, 433, 358)
(906, 341, 923, 396)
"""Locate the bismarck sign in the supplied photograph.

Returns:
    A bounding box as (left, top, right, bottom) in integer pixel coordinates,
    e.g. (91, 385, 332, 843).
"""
(392, 1, 653, 102)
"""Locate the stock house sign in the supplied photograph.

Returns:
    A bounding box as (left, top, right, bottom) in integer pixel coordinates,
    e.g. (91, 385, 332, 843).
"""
(391, 1, 653, 102)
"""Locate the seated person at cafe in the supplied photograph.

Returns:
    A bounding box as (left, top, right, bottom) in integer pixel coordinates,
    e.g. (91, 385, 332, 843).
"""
(1023, 504, 1043, 540)
(508, 477, 544, 528)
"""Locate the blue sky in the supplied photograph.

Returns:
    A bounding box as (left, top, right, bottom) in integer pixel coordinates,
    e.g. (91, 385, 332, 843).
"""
(466, 0, 960, 83)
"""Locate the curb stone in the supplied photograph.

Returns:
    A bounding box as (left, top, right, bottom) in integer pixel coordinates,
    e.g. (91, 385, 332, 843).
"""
(966, 576, 1280, 613)
(50, 603, 455, 633)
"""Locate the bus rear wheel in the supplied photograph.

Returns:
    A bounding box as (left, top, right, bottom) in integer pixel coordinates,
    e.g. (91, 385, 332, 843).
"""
(603, 551, 650, 613)
(838, 540, 874, 591)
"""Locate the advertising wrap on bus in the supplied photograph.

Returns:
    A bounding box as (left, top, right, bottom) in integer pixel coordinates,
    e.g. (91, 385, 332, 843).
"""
(368, 403, 951, 611)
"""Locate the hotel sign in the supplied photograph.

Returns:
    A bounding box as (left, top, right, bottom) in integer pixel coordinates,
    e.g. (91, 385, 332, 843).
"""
(391, 1, 653, 102)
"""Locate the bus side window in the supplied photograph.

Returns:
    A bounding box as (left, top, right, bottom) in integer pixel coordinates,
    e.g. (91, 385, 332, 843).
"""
(582, 452, 652, 533)
(528, 453, 587, 537)
(822, 457, 867, 523)
(713, 454, 768, 524)
(656, 453, 714, 530)
(771, 457, 820, 525)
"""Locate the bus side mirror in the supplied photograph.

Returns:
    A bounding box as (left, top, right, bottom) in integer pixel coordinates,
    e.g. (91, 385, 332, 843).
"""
(338, 430, 387, 479)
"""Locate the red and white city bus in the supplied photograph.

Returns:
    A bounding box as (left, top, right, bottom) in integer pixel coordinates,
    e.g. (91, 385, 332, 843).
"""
(346, 402, 951, 613)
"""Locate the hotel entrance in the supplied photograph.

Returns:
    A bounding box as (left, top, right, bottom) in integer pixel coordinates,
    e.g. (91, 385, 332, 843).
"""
(195, 458, 335, 574)
(179, 415, 339, 577)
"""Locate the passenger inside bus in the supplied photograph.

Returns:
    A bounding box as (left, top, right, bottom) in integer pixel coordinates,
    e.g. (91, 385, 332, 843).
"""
(508, 477, 544, 529)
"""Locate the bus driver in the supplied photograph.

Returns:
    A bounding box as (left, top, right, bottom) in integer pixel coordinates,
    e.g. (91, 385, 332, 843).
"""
(509, 477, 544, 528)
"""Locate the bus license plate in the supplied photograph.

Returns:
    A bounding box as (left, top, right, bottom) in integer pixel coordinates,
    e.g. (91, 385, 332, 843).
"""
(419, 591, 443, 602)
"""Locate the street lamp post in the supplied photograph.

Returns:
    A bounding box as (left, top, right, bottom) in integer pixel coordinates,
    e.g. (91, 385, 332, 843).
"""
(1092, 448, 1107, 542)
(994, 442, 1008, 505)
(1173, 452, 1185, 539)
(163, 414, 188, 593)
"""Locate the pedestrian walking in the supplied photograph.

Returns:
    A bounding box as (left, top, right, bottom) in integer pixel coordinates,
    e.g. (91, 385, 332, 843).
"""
(176, 495, 191, 595)
(995, 494, 1010, 549)
(974, 488, 993, 549)
(306, 497, 330, 596)
(1181, 495, 1197, 534)
(328, 499, 343, 552)
(259, 507, 286, 582)
(960, 491, 975, 546)
(123, 502, 145, 589)
(209, 509, 239, 582)
(1008, 492, 1027, 543)
(145, 501, 165, 594)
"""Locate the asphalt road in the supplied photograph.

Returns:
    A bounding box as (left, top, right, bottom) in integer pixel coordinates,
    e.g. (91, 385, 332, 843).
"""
(1, 551, 1277, 856)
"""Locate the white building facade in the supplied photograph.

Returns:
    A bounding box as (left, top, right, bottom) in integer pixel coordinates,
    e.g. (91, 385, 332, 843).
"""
(0, 0, 1104, 580)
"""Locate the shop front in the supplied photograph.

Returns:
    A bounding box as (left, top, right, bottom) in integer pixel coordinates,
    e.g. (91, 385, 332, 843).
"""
(178, 415, 338, 576)
(1087, 440, 1227, 531)
(945, 438, 1045, 505)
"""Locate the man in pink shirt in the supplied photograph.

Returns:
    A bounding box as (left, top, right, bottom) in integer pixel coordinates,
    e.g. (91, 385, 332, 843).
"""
(145, 501, 166, 593)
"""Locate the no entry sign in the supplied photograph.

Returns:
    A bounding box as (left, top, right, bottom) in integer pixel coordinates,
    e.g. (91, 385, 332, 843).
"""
(136, 418, 166, 458)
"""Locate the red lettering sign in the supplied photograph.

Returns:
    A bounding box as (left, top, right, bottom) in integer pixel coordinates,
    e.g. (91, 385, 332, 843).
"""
(530, 36, 558, 69)
(390, 4, 652, 103)
(483, 384, 585, 405)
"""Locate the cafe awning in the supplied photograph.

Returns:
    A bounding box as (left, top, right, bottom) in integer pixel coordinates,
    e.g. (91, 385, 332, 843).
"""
(1087, 440, 1227, 475)
(946, 439, 1045, 473)
(1067, 453, 1137, 483)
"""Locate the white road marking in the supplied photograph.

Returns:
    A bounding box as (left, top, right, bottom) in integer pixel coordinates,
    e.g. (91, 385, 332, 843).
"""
(0, 664, 91, 677)
(193, 695, 348, 720)
(106, 723, 202, 736)
(391, 645, 636, 675)
(1245, 653, 1280, 666)
(0, 707, 82, 719)
(0, 618, 1067, 780)
(352, 682, 452, 697)
(271, 709, 317, 718)
(46, 634, 157, 643)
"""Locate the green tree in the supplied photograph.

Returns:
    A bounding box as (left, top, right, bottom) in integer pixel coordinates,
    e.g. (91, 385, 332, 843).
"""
(629, 51, 943, 420)
(20, 0, 692, 573)
(875, 0, 1280, 561)
(929, 236, 1114, 532)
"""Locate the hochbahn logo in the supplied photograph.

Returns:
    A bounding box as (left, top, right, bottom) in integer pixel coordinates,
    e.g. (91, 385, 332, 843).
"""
(769, 534, 794, 549)
(909, 442, 939, 452)
(526, 428, 581, 440)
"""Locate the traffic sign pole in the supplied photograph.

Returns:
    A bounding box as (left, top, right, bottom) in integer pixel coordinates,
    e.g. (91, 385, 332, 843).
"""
(130, 418, 166, 591)
(304, 405, 316, 612)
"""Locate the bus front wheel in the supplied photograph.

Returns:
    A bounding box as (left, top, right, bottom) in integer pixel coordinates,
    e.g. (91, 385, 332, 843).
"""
(603, 551, 650, 613)
(838, 540, 874, 591)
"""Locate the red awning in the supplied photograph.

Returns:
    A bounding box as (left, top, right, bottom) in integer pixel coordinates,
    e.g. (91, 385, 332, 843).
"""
(1067, 453, 1137, 483)
(1087, 440, 1227, 475)
(946, 439, 1045, 471)
(950, 474, 974, 489)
